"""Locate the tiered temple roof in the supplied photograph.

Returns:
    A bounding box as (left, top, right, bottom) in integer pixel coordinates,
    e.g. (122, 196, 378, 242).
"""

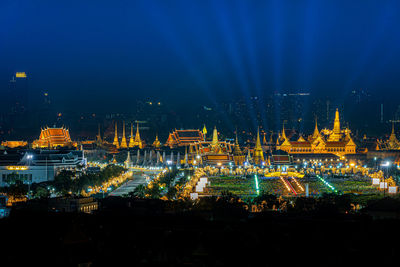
(32, 127, 75, 149)
(165, 129, 204, 148)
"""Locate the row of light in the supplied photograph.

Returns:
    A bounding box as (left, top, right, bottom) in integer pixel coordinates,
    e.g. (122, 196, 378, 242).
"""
(279, 176, 292, 193)
(291, 177, 304, 192)
(316, 175, 337, 193)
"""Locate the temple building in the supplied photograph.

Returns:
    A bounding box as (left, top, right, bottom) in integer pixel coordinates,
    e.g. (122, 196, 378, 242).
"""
(165, 129, 204, 148)
(32, 127, 76, 149)
(253, 129, 264, 165)
(277, 109, 356, 157)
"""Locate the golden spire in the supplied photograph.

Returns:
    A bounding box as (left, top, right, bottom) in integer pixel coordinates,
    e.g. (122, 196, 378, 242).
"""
(253, 127, 264, 165)
(262, 132, 267, 145)
(282, 124, 287, 140)
(233, 132, 244, 165)
(328, 108, 341, 141)
(134, 123, 143, 149)
(96, 124, 102, 143)
(211, 126, 221, 153)
(333, 108, 341, 134)
(120, 121, 128, 148)
(202, 124, 207, 137)
(312, 118, 320, 139)
(129, 123, 134, 148)
(211, 126, 218, 146)
(233, 132, 242, 155)
(113, 121, 119, 148)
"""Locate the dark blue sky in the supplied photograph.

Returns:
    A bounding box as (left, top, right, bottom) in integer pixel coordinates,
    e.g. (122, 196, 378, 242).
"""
(1, 0, 400, 112)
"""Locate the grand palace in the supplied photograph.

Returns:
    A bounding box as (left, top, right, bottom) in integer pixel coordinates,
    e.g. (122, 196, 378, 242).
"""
(9, 108, 400, 167)
(277, 109, 356, 157)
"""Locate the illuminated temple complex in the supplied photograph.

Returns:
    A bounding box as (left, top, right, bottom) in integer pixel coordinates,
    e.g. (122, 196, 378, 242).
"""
(32, 127, 76, 149)
(165, 129, 204, 148)
(277, 109, 356, 156)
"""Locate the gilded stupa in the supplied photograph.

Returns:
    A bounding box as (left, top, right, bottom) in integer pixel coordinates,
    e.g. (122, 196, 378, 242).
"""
(113, 122, 119, 148)
(253, 128, 264, 165)
(120, 121, 128, 149)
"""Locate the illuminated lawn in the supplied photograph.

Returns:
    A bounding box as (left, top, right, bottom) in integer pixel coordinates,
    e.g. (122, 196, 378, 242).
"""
(203, 176, 256, 196)
(203, 176, 292, 196)
(202, 175, 382, 197)
(302, 176, 381, 195)
(327, 177, 380, 194)
(259, 178, 289, 196)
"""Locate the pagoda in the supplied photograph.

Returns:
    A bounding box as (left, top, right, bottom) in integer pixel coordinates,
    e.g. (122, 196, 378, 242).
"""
(128, 123, 134, 148)
(129, 123, 143, 149)
(233, 133, 245, 166)
(328, 109, 341, 142)
(120, 121, 128, 148)
(253, 128, 264, 165)
(113, 122, 119, 148)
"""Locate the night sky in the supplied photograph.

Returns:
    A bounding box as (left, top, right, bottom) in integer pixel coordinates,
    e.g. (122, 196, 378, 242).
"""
(1, 0, 400, 112)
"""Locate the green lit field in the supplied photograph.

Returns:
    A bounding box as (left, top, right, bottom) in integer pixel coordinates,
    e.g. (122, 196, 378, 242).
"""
(201, 175, 382, 197)
(302, 176, 381, 196)
(202, 176, 292, 197)
(202, 176, 256, 196)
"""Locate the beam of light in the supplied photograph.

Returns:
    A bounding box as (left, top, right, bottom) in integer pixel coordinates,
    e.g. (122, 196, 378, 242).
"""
(271, 0, 284, 132)
(138, 1, 221, 113)
(211, 0, 259, 130)
(339, 3, 397, 104)
(236, 0, 269, 130)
